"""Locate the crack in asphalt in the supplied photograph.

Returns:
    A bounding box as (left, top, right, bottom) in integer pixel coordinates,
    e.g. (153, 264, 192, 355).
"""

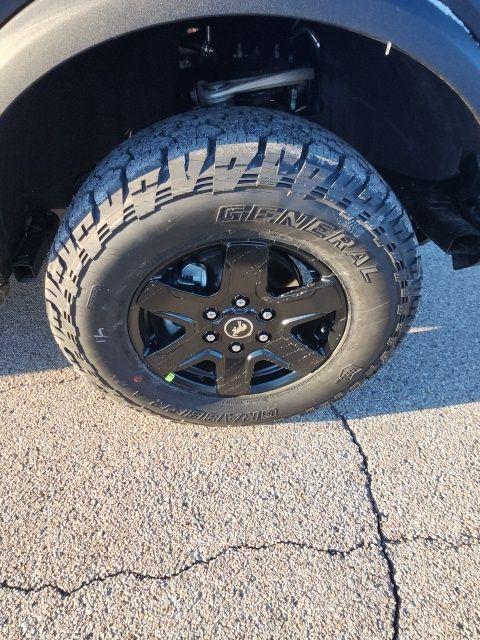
(0, 539, 369, 598)
(385, 532, 480, 551)
(330, 404, 401, 640)
(1, 532, 477, 601)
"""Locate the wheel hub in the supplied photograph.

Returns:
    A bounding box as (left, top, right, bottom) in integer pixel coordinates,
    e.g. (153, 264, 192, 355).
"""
(129, 241, 348, 397)
(222, 315, 255, 340)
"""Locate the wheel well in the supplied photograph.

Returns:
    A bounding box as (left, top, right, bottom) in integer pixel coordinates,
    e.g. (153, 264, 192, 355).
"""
(0, 16, 479, 274)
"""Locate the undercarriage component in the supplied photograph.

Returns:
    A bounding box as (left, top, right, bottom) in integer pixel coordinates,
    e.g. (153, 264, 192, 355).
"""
(0, 251, 10, 303)
(455, 154, 480, 229)
(0, 275, 9, 305)
(388, 165, 480, 269)
(191, 68, 314, 106)
(179, 21, 318, 113)
(414, 197, 480, 270)
(12, 210, 58, 281)
(200, 24, 214, 58)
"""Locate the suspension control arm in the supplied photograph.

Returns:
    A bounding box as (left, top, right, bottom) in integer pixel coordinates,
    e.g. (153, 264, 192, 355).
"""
(192, 68, 314, 106)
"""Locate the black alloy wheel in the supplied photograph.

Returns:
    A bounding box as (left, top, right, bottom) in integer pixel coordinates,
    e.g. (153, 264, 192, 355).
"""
(128, 241, 348, 396)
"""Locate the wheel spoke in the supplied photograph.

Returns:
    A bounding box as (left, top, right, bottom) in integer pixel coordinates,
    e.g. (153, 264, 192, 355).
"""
(137, 280, 208, 320)
(145, 333, 203, 376)
(220, 243, 269, 301)
(216, 352, 253, 396)
(275, 278, 344, 329)
(265, 335, 326, 375)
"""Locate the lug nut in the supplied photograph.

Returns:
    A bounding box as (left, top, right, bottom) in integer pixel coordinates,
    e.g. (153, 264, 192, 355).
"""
(233, 295, 249, 308)
(204, 308, 220, 320)
(260, 308, 274, 321)
(203, 331, 218, 343)
(229, 342, 244, 353)
(256, 332, 271, 343)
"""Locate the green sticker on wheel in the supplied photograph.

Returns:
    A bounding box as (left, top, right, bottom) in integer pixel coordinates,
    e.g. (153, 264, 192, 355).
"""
(165, 372, 175, 383)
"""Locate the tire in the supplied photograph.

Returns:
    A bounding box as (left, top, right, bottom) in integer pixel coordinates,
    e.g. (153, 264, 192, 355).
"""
(46, 107, 421, 425)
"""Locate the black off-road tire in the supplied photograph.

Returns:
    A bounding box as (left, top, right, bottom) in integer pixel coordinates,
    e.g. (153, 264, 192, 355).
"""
(45, 107, 421, 425)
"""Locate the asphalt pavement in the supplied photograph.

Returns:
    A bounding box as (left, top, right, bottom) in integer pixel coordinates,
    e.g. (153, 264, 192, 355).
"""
(0, 243, 478, 639)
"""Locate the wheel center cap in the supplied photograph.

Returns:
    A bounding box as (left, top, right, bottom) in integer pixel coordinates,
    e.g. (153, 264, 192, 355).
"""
(223, 317, 254, 339)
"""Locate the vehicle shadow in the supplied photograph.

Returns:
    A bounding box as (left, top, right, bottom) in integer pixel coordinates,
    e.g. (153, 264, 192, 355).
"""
(0, 246, 479, 418)
(312, 323, 480, 419)
(0, 267, 69, 377)
(300, 243, 480, 419)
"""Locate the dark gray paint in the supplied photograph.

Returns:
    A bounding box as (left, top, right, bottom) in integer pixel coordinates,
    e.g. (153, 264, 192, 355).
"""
(0, 0, 29, 25)
(0, 0, 479, 125)
(443, 0, 480, 39)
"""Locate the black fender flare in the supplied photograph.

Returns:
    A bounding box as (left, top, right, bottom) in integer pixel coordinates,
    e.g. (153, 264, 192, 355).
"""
(0, 0, 479, 124)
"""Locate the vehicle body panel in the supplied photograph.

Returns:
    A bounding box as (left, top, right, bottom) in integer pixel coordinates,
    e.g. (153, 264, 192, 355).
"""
(0, 0, 479, 125)
(439, 0, 480, 39)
